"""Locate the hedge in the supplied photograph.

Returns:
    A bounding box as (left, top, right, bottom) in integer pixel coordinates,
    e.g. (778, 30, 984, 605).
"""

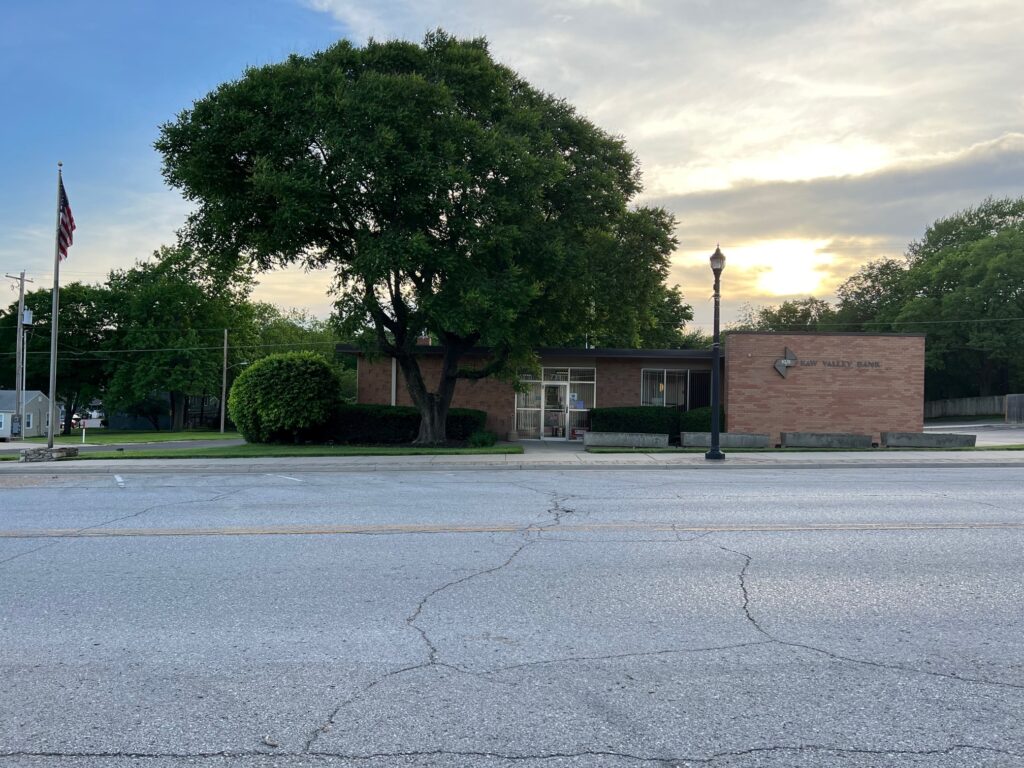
(590, 405, 727, 439)
(678, 406, 726, 433)
(331, 405, 487, 444)
(589, 407, 681, 436)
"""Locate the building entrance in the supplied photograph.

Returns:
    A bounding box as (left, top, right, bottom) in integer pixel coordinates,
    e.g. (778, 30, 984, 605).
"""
(542, 383, 568, 439)
(515, 367, 595, 440)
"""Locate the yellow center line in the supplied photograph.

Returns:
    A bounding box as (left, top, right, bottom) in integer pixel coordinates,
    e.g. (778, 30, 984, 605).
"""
(0, 522, 1021, 539)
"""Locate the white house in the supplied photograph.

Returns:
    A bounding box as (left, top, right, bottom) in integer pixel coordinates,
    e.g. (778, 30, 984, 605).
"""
(0, 390, 51, 440)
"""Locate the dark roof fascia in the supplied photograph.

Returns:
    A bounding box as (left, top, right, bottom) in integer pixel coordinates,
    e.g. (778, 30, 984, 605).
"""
(335, 344, 714, 360)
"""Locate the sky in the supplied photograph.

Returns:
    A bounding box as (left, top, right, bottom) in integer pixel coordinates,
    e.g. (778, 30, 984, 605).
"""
(2, 0, 1022, 331)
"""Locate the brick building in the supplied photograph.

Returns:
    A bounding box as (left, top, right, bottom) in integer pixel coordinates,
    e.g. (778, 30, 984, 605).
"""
(343, 332, 925, 442)
(724, 332, 925, 445)
(348, 347, 714, 439)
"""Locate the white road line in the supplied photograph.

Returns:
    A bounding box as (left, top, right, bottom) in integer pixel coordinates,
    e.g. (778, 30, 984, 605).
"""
(265, 474, 303, 483)
(114, 475, 126, 488)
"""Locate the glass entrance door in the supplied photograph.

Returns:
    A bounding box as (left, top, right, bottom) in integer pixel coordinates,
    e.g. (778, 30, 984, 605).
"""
(542, 383, 569, 439)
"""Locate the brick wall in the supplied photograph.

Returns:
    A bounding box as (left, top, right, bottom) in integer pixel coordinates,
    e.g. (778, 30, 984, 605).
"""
(358, 355, 516, 435)
(725, 333, 925, 444)
(356, 354, 713, 436)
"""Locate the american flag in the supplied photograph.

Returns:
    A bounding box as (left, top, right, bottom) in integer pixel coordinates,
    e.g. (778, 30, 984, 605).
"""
(57, 178, 75, 261)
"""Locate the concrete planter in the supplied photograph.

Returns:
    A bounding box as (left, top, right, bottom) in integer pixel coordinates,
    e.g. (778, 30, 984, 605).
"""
(584, 432, 669, 448)
(780, 432, 873, 449)
(681, 432, 770, 448)
(881, 432, 976, 448)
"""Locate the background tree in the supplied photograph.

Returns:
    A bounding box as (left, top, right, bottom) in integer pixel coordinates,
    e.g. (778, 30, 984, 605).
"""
(833, 258, 909, 330)
(733, 297, 837, 332)
(158, 31, 685, 443)
(906, 197, 1024, 266)
(0, 282, 112, 434)
(894, 225, 1024, 397)
(104, 246, 255, 431)
(249, 303, 356, 401)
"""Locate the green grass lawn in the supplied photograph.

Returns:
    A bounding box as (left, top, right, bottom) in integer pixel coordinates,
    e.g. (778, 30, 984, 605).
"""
(26, 429, 242, 445)
(75, 443, 523, 459)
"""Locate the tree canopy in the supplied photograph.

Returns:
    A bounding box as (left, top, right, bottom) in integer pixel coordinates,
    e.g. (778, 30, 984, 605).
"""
(0, 282, 111, 434)
(103, 246, 256, 430)
(157, 31, 689, 442)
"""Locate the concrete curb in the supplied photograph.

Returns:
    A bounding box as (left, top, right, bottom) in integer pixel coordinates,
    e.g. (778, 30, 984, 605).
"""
(2, 455, 1024, 475)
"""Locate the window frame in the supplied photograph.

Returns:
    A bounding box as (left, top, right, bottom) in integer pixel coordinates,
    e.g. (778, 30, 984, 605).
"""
(640, 368, 692, 409)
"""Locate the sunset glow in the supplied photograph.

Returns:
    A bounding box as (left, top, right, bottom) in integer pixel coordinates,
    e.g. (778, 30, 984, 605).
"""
(2, 1, 1022, 332)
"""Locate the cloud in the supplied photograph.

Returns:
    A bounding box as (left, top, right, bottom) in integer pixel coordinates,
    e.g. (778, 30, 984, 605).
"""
(304, 0, 1024, 330)
(664, 133, 1024, 247)
(0, 189, 192, 290)
(305, 0, 1024, 193)
(250, 265, 336, 317)
(667, 134, 1024, 327)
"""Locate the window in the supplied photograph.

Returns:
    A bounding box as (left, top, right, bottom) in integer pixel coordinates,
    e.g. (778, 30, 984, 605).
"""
(24, 412, 32, 430)
(542, 367, 569, 382)
(641, 369, 709, 409)
(0, 413, 4, 431)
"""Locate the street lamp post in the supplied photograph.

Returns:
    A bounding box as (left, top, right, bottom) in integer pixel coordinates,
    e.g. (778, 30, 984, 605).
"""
(705, 246, 726, 461)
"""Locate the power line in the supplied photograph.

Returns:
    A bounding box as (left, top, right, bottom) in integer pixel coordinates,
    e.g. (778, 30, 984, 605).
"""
(5, 340, 342, 358)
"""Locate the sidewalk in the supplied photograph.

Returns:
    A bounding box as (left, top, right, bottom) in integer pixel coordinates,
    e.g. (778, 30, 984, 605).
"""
(2, 444, 1023, 475)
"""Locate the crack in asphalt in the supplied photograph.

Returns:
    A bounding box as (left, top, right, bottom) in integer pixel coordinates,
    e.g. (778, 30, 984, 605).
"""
(689, 743, 1024, 764)
(672, 526, 715, 544)
(4, 743, 1022, 764)
(716, 543, 1024, 692)
(406, 540, 534, 666)
(0, 489, 242, 569)
(304, 492, 579, 754)
(484, 641, 773, 674)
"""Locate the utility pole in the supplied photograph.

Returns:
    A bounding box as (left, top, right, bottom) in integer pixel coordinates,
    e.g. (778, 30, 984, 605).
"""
(5, 272, 34, 440)
(220, 329, 228, 434)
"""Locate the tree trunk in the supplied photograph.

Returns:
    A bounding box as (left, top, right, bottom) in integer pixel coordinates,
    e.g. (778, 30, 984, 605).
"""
(170, 391, 186, 432)
(415, 394, 452, 445)
(62, 395, 77, 436)
(395, 343, 463, 445)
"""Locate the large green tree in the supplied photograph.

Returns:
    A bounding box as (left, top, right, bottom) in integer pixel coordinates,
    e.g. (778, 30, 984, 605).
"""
(894, 225, 1024, 397)
(0, 282, 112, 435)
(157, 31, 682, 443)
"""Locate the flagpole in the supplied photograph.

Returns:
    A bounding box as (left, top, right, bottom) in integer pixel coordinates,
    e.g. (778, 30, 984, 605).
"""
(47, 162, 63, 449)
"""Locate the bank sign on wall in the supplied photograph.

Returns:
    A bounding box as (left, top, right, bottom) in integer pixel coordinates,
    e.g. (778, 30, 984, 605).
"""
(774, 347, 883, 378)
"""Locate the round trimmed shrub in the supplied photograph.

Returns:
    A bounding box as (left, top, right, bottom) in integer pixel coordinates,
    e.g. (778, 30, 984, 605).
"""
(229, 352, 342, 443)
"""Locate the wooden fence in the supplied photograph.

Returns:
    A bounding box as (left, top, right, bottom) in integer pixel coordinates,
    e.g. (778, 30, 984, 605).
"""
(924, 396, 1005, 419)
(1007, 394, 1024, 423)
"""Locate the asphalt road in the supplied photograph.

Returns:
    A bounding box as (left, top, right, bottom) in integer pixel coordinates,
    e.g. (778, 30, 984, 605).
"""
(1, 467, 1022, 767)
